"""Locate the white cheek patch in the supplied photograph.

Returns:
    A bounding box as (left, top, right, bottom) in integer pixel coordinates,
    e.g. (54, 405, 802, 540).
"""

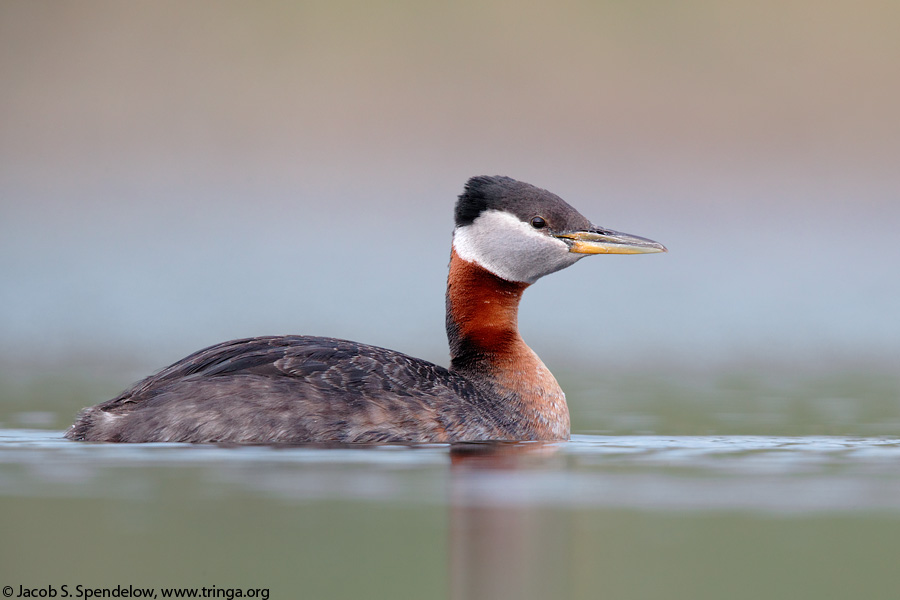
(452, 210, 584, 283)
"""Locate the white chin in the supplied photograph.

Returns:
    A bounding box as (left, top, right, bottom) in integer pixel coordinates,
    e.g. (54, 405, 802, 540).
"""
(452, 210, 583, 283)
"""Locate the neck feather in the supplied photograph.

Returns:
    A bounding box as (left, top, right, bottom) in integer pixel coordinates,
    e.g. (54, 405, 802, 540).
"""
(445, 248, 570, 440)
(445, 248, 528, 371)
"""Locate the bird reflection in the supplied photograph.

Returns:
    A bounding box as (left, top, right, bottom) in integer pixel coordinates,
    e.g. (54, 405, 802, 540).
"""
(448, 442, 572, 600)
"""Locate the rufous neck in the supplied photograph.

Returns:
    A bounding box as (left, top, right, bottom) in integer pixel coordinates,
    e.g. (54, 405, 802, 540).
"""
(444, 247, 570, 440)
(445, 248, 529, 373)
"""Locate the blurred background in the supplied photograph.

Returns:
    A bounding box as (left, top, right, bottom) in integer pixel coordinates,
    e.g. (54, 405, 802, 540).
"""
(1, 0, 898, 431)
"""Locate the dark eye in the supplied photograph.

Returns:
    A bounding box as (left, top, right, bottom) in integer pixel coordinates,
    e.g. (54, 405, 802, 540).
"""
(531, 216, 546, 229)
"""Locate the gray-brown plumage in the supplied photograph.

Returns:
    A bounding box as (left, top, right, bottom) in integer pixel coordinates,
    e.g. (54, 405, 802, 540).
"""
(66, 336, 512, 443)
(66, 176, 665, 443)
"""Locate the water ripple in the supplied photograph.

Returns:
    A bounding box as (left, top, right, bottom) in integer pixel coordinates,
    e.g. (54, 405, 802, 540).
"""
(2, 429, 899, 513)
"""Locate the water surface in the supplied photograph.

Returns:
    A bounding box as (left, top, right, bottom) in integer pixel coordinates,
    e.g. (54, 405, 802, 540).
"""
(2, 429, 900, 600)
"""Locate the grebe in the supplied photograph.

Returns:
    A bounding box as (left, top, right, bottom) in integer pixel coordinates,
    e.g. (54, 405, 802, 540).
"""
(66, 176, 665, 443)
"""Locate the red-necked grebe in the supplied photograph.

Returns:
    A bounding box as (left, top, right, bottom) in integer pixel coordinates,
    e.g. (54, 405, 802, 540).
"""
(66, 176, 666, 443)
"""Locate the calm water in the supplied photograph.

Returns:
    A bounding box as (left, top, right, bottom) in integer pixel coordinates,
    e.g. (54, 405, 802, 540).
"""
(3, 428, 900, 600)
